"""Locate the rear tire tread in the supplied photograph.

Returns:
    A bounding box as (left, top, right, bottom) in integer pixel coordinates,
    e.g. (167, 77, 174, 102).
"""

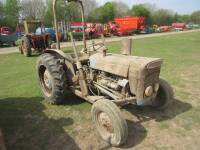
(37, 53, 68, 105)
(22, 36, 31, 57)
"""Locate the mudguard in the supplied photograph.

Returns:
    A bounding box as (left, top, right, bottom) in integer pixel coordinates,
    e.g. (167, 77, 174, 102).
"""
(44, 49, 75, 75)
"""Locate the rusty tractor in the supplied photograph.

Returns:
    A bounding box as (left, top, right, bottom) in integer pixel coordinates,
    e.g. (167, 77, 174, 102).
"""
(36, 0, 174, 146)
(19, 20, 52, 57)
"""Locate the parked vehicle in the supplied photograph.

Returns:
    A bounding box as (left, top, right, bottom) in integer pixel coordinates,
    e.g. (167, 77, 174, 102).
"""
(0, 26, 12, 35)
(186, 23, 200, 29)
(0, 26, 17, 46)
(172, 23, 186, 31)
(192, 24, 200, 29)
(106, 16, 145, 36)
(141, 26, 154, 34)
(15, 24, 25, 37)
(157, 26, 172, 33)
(19, 20, 52, 57)
(37, 0, 174, 147)
(85, 23, 103, 39)
(69, 22, 84, 40)
(36, 27, 56, 42)
(0, 34, 17, 46)
(69, 22, 103, 40)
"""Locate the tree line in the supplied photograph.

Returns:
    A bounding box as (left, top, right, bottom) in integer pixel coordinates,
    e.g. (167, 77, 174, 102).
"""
(0, 0, 200, 30)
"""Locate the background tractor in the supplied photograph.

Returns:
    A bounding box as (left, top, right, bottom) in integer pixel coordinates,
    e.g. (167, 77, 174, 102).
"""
(36, 0, 174, 147)
(19, 20, 52, 57)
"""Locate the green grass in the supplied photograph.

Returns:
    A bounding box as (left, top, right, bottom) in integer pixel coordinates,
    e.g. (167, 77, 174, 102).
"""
(0, 32, 200, 150)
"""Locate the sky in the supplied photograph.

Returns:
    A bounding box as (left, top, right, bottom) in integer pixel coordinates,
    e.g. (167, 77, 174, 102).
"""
(98, 0, 200, 14)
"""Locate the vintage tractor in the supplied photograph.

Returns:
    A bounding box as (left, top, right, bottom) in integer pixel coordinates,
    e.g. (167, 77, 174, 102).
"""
(19, 20, 52, 57)
(36, 0, 174, 146)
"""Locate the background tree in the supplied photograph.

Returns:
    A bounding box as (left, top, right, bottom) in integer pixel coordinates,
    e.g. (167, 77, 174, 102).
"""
(129, 4, 152, 25)
(87, 2, 115, 23)
(152, 9, 175, 25)
(44, 0, 66, 26)
(82, 0, 97, 17)
(65, 2, 81, 22)
(44, 0, 83, 27)
(174, 13, 191, 23)
(129, 4, 150, 17)
(0, 2, 5, 26)
(190, 11, 200, 24)
(44, 0, 54, 27)
(4, 0, 20, 30)
(20, 0, 45, 20)
(112, 1, 129, 17)
(0, 2, 4, 18)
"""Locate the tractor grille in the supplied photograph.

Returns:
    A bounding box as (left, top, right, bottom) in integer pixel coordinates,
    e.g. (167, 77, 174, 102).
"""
(144, 68, 160, 88)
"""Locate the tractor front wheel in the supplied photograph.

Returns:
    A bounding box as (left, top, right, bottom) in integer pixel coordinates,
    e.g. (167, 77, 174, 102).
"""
(151, 78, 174, 110)
(91, 99, 128, 146)
(37, 53, 68, 104)
(21, 36, 31, 57)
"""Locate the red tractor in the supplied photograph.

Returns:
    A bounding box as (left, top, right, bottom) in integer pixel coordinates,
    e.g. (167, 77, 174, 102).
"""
(19, 20, 52, 57)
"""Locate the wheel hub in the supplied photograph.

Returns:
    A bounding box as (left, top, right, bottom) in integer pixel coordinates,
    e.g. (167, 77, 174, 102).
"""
(43, 69, 52, 90)
(98, 112, 113, 133)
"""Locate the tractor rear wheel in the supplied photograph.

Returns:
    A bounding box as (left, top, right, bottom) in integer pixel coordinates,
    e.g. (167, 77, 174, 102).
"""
(21, 36, 31, 57)
(91, 99, 128, 146)
(151, 78, 174, 110)
(37, 53, 68, 104)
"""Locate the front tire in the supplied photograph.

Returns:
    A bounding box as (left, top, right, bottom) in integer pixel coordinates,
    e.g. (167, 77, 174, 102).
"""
(151, 78, 174, 110)
(91, 99, 128, 146)
(37, 53, 68, 104)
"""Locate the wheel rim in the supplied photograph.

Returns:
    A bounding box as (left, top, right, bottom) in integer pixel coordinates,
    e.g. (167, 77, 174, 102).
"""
(43, 70, 52, 90)
(97, 111, 114, 139)
(39, 66, 53, 97)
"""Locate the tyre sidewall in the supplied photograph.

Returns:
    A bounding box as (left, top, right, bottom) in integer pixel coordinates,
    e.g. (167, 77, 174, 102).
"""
(91, 100, 127, 146)
(37, 53, 67, 104)
(37, 56, 55, 102)
(152, 79, 174, 109)
(22, 36, 31, 57)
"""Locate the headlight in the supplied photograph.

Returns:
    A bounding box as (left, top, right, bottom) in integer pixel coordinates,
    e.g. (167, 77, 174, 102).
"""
(145, 86, 153, 97)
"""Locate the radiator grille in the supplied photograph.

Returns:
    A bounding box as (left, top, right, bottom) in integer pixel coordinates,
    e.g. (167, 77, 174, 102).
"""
(144, 68, 160, 88)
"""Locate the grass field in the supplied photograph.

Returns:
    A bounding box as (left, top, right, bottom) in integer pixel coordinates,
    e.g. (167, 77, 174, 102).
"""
(0, 31, 200, 150)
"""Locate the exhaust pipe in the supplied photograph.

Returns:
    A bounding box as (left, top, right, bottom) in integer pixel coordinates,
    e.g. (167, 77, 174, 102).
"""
(121, 38, 132, 55)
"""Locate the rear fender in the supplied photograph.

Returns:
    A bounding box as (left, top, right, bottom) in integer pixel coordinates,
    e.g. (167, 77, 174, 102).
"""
(44, 49, 75, 75)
